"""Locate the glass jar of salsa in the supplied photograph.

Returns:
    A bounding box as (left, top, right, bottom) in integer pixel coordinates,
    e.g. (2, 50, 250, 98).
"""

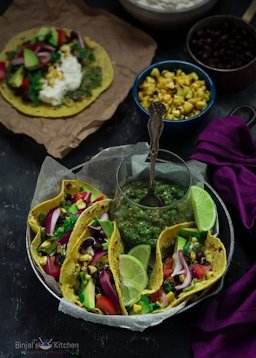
(110, 149, 192, 247)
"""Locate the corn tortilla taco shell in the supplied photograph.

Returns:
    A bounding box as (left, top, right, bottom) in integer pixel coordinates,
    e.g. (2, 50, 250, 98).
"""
(0, 27, 114, 117)
(152, 221, 227, 311)
(59, 202, 127, 315)
(28, 179, 106, 276)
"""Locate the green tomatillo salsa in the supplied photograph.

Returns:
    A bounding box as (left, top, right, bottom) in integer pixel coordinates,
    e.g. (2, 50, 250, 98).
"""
(111, 179, 188, 247)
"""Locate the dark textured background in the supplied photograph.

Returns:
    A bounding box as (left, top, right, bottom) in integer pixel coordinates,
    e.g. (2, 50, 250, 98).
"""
(0, 1, 256, 357)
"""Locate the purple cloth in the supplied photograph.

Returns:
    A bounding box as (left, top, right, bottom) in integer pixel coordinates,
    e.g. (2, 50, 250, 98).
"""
(189, 115, 256, 358)
(190, 115, 256, 230)
(190, 264, 256, 358)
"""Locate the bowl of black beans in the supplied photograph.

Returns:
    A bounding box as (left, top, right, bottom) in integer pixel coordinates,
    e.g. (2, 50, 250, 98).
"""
(186, 15, 256, 92)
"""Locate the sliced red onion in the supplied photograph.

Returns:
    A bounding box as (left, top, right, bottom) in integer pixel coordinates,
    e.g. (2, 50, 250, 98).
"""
(99, 270, 119, 307)
(100, 213, 109, 221)
(90, 250, 106, 266)
(37, 51, 51, 65)
(58, 229, 72, 245)
(41, 44, 55, 52)
(45, 207, 61, 235)
(171, 252, 183, 277)
(76, 31, 84, 48)
(87, 225, 101, 231)
(10, 57, 24, 66)
(159, 288, 169, 308)
(175, 250, 192, 291)
(44, 256, 51, 275)
(84, 192, 92, 205)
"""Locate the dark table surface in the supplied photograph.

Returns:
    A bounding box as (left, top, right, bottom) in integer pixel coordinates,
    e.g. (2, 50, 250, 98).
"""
(1, 1, 256, 357)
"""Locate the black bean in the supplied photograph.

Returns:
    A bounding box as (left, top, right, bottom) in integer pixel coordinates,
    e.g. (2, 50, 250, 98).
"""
(93, 242, 103, 251)
(79, 237, 96, 253)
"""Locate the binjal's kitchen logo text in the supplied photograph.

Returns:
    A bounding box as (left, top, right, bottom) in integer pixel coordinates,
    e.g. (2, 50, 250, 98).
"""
(15, 337, 79, 355)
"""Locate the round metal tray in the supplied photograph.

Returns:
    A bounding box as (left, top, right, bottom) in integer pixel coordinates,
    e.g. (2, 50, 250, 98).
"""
(26, 165, 234, 312)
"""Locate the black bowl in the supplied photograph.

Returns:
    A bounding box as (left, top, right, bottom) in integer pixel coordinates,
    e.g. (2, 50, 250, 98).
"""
(186, 15, 256, 92)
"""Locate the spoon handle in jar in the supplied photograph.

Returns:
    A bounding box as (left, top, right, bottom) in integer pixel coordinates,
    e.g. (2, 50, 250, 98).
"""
(147, 102, 166, 189)
(242, 0, 256, 23)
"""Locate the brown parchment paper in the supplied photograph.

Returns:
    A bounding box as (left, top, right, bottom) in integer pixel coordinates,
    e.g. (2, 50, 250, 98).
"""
(0, 0, 157, 158)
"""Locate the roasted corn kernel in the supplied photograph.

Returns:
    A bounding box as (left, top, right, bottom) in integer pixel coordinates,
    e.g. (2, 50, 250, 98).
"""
(138, 67, 211, 121)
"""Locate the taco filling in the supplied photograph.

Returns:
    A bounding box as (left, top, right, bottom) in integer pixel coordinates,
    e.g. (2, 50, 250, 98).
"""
(29, 181, 105, 280)
(0, 27, 113, 117)
(60, 212, 124, 315)
(130, 223, 226, 314)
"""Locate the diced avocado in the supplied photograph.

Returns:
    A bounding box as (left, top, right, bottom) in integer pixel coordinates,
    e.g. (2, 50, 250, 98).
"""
(48, 27, 58, 47)
(178, 228, 200, 239)
(102, 242, 109, 250)
(69, 204, 78, 214)
(36, 26, 50, 42)
(8, 66, 24, 88)
(24, 48, 40, 70)
(174, 235, 186, 253)
(99, 220, 113, 238)
(80, 185, 98, 201)
(38, 240, 57, 254)
(80, 278, 95, 309)
(179, 228, 207, 242)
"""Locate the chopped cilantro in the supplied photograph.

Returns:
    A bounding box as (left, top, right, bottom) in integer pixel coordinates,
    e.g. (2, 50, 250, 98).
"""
(28, 70, 43, 105)
(53, 215, 78, 240)
(71, 43, 95, 63)
(5, 51, 19, 61)
(50, 51, 61, 63)
(65, 66, 102, 101)
(163, 282, 174, 293)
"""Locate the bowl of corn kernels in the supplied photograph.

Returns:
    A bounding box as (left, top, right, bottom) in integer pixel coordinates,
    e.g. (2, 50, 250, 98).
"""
(132, 60, 216, 132)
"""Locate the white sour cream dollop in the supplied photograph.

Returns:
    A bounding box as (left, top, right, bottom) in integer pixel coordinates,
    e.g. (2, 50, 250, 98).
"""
(132, 0, 205, 10)
(39, 54, 83, 106)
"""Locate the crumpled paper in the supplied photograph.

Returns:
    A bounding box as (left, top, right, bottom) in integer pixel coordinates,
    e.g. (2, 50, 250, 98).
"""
(27, 143, 225, 331)
(0, 0, 157, 158)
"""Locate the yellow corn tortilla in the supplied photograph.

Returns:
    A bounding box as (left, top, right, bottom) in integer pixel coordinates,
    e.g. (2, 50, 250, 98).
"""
(151, 221, 227, 311)
(59, 201, 128, 315)
(28, 179, 107, 276)
(0, 27, 114, 117)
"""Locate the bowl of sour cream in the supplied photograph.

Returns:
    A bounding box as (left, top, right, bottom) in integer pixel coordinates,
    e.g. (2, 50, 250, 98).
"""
(118, 0, 219, 29)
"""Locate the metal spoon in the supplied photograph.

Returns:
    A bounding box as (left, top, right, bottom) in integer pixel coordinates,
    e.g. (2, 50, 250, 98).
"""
(139, 101, 166, 207)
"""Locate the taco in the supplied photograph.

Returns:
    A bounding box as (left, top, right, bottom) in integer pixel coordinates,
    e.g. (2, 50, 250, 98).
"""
(59, 201, 127, 315)
(129, 222, 227, 314)
(0, 26, 113, 117)
(28, 179, 107, 281)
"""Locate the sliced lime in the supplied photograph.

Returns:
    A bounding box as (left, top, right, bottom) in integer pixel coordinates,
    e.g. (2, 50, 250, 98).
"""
(190, 185, 217, 232)
(119, 254, 148, 306)
(128, 244, 151, 270)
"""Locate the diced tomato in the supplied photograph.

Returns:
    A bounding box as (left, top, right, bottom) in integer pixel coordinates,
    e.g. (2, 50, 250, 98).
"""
(17, 50, 23, 58)
(163, 256, 173, 278)
(92, 195, 104, 204)
(57, 28, 67, 46)
(163, 267, 172, 279)
(148, 290, 162, 303)
(21, 76, 29, 90)
(72, 191, 87, 203)
(44, 256, 61, 279)
(0, 61, 5, 80)
(191, 264, 211, 280)
(96, 296, 118, 315)
(26, 43, 43, 53)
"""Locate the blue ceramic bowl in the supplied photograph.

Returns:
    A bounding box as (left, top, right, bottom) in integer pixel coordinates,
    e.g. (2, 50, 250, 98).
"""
(132, 60, 216, 134)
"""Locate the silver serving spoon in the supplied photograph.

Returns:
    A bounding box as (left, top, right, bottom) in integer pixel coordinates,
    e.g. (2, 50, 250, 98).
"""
(139, 102, 167, 207)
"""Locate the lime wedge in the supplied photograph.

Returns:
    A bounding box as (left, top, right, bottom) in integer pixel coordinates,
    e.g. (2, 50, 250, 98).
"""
(128, 244, 151, 270)
(190, 185, 217, 232)
(119, 254, 148, 306)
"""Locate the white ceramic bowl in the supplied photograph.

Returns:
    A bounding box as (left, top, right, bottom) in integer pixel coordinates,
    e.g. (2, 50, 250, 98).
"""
(118, 0, 219, 29)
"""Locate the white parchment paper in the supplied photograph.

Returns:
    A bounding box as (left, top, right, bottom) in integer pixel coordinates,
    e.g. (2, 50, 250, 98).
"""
(28, 142, 212, 331)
